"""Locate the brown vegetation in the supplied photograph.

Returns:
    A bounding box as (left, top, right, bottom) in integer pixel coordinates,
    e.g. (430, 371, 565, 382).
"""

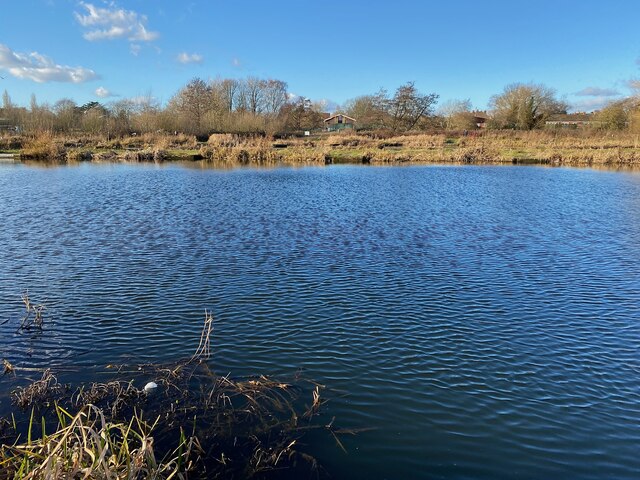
(3, 76, 640, 168)
(0, 311, 359, 479)
(5, 129, 640, 167)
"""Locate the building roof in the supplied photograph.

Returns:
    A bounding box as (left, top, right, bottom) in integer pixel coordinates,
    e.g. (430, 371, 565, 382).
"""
(323, 114, 356, 123)
(547, 112, 594, 122)
(470, 111, 489, 120)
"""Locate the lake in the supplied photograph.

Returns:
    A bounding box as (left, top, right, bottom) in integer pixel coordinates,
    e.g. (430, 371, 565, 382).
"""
(0, 162, 639, 479)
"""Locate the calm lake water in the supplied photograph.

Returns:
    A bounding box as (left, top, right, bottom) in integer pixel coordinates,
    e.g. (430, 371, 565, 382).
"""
(0, 162, 639, 478)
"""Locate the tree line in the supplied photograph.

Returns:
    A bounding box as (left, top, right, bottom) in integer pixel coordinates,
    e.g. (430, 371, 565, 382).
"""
(0, 78, 636, 138)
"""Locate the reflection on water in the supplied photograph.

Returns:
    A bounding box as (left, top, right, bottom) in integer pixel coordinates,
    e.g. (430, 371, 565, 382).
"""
(0, 163, 639, 479)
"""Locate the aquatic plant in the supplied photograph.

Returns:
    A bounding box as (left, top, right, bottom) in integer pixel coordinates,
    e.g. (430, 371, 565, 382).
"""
(1, 311, 357, 479)
(19, 292, 45, 332)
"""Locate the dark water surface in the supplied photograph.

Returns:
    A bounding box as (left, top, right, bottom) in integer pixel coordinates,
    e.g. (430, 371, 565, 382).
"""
(0, 163, 639, 479)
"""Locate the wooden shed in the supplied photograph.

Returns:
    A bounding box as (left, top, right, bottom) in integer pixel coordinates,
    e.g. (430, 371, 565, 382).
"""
(470, 111, 489, 129)
(324, 114, 356, 131)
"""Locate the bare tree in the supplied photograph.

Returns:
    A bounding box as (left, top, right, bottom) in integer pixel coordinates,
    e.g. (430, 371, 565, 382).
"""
(168, 78, 215, 135)
(594, 99, 637, 131)
(282, 97, 325, 132)
(25, 94, 55, 133)
(344, 91, 388, 129)
(388, 82, 439, 131)
(2, 90, 11, 110)
(437, 99, 477, 130)
(216, 78, 239, 113)
(1, 90, 20, 128)
(489, 83, 567, 129)
(344, 84, 437, 131)
(132, 93, 163, 133)
(53, 99, 79, 132)
(243, 77, 266, 114)
(107, 99, 136, 136)
(262, 79, 288, 115)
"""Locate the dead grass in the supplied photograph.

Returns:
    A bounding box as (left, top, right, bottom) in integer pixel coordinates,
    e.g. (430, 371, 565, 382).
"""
(1, 311, 356, 479)
(15, 129, 640, 167)
(20, 132, 66, 160)
(0, 404, 201, 479)
(0, 135, 24, 151)
(11, 369, 68, 410)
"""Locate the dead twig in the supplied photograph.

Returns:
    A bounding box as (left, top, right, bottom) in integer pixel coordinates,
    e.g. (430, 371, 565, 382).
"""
(188, 310, 214, 364)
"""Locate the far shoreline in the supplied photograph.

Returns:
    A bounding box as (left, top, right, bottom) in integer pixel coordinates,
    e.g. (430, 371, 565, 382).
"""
(2, 129, 640, 169)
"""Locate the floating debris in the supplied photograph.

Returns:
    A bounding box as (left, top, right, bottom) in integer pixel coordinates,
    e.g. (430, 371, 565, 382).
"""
(1, 359, 13, 375)
(144, 381, 158, 392)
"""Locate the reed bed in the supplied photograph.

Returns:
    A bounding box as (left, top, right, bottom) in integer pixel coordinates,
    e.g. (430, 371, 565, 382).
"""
(19, 132, 66, 160)
(0, 312, 354, 479)
(10, 129, 640, 167)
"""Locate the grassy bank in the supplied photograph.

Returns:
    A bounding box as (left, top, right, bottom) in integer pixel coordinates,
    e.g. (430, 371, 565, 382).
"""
(2, 130, 640, 167)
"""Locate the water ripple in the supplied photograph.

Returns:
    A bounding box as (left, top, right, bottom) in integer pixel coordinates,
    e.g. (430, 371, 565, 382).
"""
(0, 164, 639, 479)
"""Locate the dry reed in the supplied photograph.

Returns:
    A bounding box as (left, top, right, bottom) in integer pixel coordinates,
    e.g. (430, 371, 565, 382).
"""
(19, 292, 45, 332)
(2, 311, 355, 478)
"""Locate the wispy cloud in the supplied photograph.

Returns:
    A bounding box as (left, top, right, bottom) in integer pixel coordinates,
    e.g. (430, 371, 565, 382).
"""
(95, 86, 116, 98)
(232, 58, 241, 68)
(74, 2, 159, 42)
(570, 97, 615, 113)
(575, 86, 620, 97)
(315, 98, 339, 113)
(177, 52, 203, 65)
(627, 78, 640, 91)
(128, 94, 158, 107)
(0, 43, 97, 83)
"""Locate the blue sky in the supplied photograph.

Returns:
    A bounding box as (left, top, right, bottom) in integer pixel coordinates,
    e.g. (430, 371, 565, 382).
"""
(1, 0, 639, 112)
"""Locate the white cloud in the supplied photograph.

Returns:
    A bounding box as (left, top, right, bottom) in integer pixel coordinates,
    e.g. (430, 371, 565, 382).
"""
(575, 87, 620, 97)
(0, 43, 97, 83)
(232, 58, 241, 68)
(177, 52, 203, 64)
(74, 2, 159, 42)
(95, 86, 116, 98)
(130, 43, 141, 56)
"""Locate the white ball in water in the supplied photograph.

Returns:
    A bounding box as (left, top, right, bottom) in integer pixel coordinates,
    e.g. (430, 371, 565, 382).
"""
(144, 381, 158, 392)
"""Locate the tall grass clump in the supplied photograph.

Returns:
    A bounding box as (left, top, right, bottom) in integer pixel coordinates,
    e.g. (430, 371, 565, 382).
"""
(0, 405, 200, 479)
(201, 135, 280, 165)
(20, 132, 66, 160)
